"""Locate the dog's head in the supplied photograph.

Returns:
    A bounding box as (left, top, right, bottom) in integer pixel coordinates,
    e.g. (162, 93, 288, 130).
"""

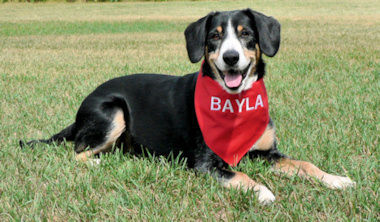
(185, 9, 280, 94)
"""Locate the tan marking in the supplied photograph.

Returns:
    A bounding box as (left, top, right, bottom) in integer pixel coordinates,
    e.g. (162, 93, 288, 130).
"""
(253, 125, 275, 151)
(107, 109, 126, 144)
(274, 158, 327, 180)
(75, 109, 126, 163)
(237, 25, 243, 32)
(208, 59, 222, 82)
(222, 171, 275, 204)
(205, 45, 209, 60)
(205, 46, 219, 61)
(274, 158, 356, 189)
(255, 43, 261, 62)
(242, 48, 257, 76)
(242, 44, 262, 77)
(75, 150, 92, 162)
(93, 109, 126, 154)
(243, 49, 256, 60)
(205, 46, 221, 80)
(216, 26, 222, 33)
(208, 50, 219, 61)
(222, 171, 261, 192)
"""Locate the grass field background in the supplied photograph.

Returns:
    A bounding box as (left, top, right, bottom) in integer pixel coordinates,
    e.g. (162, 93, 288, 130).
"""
(0, 0, 379, 220)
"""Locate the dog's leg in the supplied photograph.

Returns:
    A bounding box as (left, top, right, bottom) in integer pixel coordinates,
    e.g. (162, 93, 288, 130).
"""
(218, 169, 276, 205)
(273, 158, 356, 189)
(75, 109, 126, 164)
(194, 146, 275, 205)
(249, 119, 355, 189)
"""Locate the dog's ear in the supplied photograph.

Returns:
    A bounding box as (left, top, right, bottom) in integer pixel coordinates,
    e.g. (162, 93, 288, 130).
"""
(184, 12, 215, 63)
(245, 9, 281, 57)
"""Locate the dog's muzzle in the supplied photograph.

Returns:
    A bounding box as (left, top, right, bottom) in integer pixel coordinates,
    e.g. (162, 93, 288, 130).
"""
(217, 63, 251, 89)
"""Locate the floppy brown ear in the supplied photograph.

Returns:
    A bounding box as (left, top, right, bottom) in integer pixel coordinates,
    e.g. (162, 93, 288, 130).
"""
(245, 9, 281, 57)
(184, 12, 215, 63)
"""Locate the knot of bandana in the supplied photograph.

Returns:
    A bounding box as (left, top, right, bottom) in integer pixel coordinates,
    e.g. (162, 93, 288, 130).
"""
(194, 63, 269, 166)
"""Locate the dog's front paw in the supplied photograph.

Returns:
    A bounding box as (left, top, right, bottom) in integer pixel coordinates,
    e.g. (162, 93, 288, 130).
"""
(322, 174, 356, 189)
(256, 185, 275, 205)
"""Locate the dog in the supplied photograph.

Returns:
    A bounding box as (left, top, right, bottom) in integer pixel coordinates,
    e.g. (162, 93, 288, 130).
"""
(20, 9, 355, 204)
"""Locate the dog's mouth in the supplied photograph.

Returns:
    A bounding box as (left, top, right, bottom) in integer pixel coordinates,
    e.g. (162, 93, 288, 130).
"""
(216, 63, 251, 90)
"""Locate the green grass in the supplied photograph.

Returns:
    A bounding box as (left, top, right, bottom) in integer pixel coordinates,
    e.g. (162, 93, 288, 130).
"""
(0, 0, 379, 221)
(0, 21, 186, 36)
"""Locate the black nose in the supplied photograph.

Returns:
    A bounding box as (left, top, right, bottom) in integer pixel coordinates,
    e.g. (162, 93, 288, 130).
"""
(223, 50, 239, 66)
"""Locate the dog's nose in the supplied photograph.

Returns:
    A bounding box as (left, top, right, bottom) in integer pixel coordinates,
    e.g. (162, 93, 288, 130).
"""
(223, 50, 239, 66)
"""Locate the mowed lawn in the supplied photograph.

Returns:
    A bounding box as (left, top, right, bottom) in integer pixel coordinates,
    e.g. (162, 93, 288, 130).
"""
(0, 0, 379, 221)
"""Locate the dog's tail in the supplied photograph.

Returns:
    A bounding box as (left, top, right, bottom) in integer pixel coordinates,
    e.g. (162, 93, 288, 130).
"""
(19, 123, 76, 149)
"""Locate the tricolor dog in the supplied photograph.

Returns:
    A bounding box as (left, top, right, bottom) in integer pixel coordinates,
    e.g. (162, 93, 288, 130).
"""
(20, 9, 355, 204)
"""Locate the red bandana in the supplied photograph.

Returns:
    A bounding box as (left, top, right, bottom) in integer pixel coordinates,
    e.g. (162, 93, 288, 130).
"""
(194, 64, 269, 166)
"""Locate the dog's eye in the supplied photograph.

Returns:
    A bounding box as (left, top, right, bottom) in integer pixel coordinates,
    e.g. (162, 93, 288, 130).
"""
(210, 33, 221, 41)
(240, 30, 250, 37)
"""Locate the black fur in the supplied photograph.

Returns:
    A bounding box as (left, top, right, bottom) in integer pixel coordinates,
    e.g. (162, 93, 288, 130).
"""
(21, 9, 283, 181)
(184, 12, 215, 63)
(244, 9, 281, 57)
(185, 9, 281, 64)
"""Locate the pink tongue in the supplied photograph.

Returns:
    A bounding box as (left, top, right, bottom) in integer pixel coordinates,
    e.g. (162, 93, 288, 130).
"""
(224, 74, 242, 88)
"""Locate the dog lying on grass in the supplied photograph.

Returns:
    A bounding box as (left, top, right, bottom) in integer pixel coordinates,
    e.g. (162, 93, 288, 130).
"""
(20, 9, 355, 205)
